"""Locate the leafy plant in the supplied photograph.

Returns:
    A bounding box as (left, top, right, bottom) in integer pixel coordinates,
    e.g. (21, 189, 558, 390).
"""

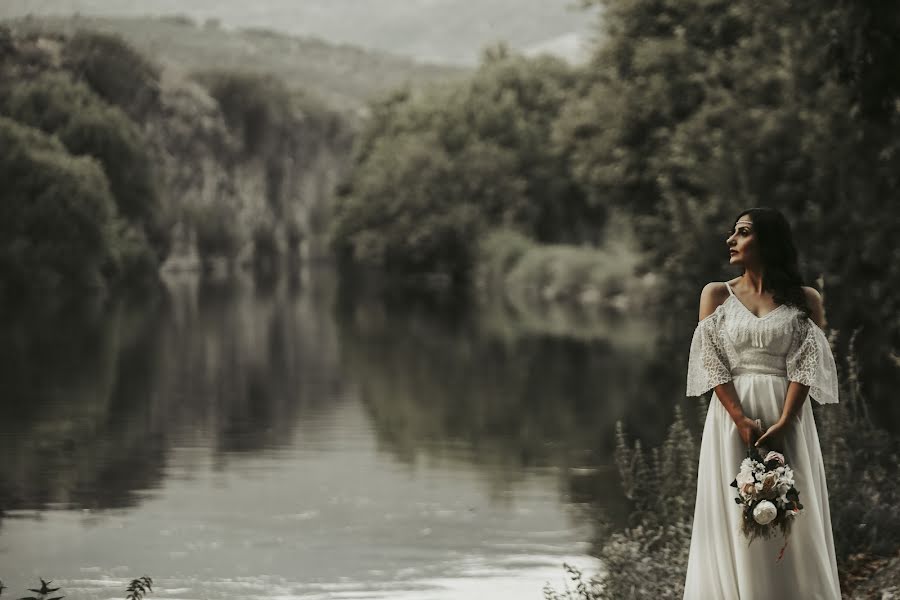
(125, 577, 153, 600)
(17, 578, 63, 600)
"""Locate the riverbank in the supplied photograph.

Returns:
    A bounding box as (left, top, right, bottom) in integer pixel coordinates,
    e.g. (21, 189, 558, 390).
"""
(475, 213, 659, 318)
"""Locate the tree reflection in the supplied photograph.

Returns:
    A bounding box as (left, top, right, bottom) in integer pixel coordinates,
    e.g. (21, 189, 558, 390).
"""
(0, 273, 347, 525)
(333, 283, 668, 529)
(0, 294, 168, 516)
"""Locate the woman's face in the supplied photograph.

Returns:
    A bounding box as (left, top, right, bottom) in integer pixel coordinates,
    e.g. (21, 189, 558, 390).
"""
(726, 214, 758, 267)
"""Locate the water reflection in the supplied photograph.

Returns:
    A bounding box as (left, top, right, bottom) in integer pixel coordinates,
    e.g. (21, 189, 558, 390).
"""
(333, 281, 671, 534)
(0, 270, 671, 598)
(0, 294, 168, 513)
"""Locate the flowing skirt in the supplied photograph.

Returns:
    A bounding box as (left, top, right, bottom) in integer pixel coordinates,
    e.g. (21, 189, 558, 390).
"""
(682, 373, 841, 600)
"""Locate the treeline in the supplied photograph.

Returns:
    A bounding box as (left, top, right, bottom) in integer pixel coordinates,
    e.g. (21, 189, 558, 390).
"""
(331, 46, 601, 282)
(331, 0, 900, 396)
(0, 25, 350, 301)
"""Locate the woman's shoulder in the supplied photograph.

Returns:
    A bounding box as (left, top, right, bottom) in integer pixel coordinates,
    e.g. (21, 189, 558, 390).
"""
(800, 286, 823, 306)
(698, 281, 732, 321)
(800, 285, 826, 328)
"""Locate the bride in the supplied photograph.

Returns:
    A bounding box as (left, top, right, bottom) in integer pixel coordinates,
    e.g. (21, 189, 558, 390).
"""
(682, 207, 842, 599)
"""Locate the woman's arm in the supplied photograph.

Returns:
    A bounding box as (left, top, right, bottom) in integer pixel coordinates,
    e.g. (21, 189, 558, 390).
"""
(756, 382, 810, 447)
(756, 288, 825, 446)
(697, 282, 762, 445)
(715, 380, 764, 446)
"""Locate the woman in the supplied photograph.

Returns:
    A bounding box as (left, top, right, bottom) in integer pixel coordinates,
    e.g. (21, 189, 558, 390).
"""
(682, 207, 841, 599)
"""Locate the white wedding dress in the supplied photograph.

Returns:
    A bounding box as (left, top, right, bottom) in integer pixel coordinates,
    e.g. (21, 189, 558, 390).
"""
(682, 282, 842, 600)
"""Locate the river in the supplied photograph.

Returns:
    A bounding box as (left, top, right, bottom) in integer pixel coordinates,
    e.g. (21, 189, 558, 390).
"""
(0, 268, 675, 599)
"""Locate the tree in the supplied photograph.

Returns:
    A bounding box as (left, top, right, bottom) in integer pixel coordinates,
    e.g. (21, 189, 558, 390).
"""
(2, 72, 161, 233)
(332, 50, 597, 282)
(64, 30, 161, 118)
(0, 116, 118, 294)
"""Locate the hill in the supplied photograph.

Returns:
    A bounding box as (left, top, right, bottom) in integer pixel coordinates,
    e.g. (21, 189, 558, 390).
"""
(4, 14, 466, 111)
(0, 0, 595, 65)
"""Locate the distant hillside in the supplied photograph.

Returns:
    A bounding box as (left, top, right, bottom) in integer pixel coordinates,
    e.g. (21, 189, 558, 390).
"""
(4, 14, 466, 111)
(0, 0, 597, 65)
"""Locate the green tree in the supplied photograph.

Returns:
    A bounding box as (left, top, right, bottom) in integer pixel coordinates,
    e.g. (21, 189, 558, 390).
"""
(0, 116, 118, 294)
(195, 70, 293, 158)
(2, 72, 162, 235)
(332, 51, 594, 282)
(332, 131, 520, 279)
(64, 30, 161, 117)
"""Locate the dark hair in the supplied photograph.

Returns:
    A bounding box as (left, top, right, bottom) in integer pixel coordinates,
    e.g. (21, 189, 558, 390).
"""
(733, 207, 811, 317)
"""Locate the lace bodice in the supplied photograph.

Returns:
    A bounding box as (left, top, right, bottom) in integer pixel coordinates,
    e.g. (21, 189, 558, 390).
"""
(686, 283, 839, 404)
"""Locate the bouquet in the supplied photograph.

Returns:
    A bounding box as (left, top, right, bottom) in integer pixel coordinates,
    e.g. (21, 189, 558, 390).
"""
(731, 443, 803, 558)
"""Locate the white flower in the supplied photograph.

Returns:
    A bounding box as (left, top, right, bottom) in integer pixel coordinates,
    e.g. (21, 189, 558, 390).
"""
(736, 462, 756, 488)
(753, 500, 778, 525)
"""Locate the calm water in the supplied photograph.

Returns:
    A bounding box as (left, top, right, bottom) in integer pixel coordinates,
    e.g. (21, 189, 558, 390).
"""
(0, 269, 671, 599)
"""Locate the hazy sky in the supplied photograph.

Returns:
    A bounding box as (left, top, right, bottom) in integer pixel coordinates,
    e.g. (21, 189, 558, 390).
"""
(1, 0, 598, 64)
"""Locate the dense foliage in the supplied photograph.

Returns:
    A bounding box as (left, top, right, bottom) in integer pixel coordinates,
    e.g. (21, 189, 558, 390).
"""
(63, 30, 161, 118)
(0, 24, 351, 296)
(3, 72, 160, 226)
(0, 117, 118, 292)
(331, 49, 598, 281)
(196, 70, 295, 158)
(0, 65, 163, 297)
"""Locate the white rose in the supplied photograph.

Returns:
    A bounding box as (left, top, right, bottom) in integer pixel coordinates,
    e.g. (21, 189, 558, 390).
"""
(753, 500, 778, 525)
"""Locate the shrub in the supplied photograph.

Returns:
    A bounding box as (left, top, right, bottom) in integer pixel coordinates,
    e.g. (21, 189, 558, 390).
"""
(478, 228, 639, 305)
(475, 228, 533, 289)
(0, 116, 118, 295)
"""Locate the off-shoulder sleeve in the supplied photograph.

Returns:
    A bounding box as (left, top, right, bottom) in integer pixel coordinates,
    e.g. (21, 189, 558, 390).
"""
(786, 316, 839, 404)
(686, 307, 732, 397)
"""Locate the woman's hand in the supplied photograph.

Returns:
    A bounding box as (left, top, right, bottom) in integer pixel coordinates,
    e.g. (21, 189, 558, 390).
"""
(755, 419, 788, 448)
(736, 416, 764, 447)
